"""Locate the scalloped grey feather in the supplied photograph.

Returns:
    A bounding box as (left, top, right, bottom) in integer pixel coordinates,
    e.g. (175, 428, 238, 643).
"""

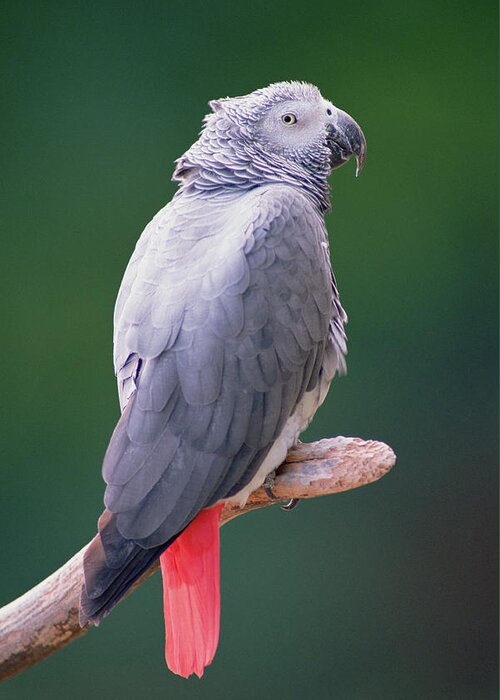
(80, 80, 366, 623)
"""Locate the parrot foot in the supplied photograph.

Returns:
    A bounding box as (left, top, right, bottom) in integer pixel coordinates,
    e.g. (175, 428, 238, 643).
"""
(263, 471, 278, 499)
(263, 472, 301, 511)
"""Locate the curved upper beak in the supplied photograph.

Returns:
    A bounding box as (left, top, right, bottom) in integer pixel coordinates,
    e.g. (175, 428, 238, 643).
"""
(327, 107, 367, 177)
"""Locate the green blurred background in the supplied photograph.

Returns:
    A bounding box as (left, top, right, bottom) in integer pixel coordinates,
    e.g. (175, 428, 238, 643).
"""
(0, 1, 497, 698)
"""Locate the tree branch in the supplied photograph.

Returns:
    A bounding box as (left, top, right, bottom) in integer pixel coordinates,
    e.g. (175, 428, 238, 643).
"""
(0, 436, 395, 682)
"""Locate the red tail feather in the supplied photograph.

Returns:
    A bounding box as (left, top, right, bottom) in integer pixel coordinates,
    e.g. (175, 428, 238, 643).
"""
(160, 504, 224, 678)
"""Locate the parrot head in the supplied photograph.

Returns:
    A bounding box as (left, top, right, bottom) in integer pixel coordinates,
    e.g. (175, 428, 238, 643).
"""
(174, 81, 366, 210)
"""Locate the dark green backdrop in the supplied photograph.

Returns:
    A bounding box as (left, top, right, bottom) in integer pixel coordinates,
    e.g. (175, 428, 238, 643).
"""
(1, 2, 497, 698)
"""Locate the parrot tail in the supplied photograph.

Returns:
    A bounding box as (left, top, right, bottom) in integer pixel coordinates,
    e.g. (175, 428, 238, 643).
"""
(160, 503, 224, 679)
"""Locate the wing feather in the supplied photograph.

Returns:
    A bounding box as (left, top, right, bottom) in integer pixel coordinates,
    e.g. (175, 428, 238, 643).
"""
(104, 185, 344, 551)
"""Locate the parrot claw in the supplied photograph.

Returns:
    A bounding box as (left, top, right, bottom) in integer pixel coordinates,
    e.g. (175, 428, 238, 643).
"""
(280, 498, 300, 511)
(263, 473, 300, 511)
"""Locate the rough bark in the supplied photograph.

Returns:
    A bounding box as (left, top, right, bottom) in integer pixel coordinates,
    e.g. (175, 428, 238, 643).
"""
(0, 436, 395, 682)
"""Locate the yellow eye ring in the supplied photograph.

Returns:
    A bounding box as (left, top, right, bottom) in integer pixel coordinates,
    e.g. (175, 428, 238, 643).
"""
(281, 113, 297, 125)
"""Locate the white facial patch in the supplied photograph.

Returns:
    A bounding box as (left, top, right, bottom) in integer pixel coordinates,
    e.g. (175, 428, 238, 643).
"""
(256, 100, 327, 150)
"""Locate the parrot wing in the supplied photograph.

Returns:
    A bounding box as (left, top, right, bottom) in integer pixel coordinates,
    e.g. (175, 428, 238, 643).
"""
(106, 185, 343, 545)
(81, 184, 346, 622)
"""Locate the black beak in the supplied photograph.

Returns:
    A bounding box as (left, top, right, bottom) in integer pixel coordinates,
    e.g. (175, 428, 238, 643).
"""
(327, 108, 366, 176)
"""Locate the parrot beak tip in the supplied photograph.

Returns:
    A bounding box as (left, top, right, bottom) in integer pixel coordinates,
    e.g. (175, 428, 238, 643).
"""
(355, 153, 365, 177)
(354, 138, 367, 177)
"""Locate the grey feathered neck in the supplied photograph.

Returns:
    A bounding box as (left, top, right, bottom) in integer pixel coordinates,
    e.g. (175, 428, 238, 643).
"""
(173, 82, 332, 213)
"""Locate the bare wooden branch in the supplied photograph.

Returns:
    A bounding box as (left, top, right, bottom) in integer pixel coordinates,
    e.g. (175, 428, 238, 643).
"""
(0, 436, 395, 682)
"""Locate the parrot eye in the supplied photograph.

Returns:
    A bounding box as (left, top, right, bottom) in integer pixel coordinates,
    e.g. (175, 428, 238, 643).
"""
(326, 108, 333, 116)
(281, 113, 297, 125)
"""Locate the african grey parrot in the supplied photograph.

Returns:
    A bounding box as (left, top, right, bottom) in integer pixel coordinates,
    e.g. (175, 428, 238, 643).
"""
(80, 81, 366, 678)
